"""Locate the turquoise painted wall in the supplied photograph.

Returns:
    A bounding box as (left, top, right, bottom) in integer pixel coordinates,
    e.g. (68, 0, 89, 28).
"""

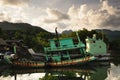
(49, 39, 56, 49)
(86, 37, 107, 55)
(59, 38, 74, 48)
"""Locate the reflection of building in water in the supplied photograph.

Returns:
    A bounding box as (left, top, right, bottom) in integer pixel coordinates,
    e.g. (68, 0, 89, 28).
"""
(106, 63, 120, 80)
(0, 67, 95, 80)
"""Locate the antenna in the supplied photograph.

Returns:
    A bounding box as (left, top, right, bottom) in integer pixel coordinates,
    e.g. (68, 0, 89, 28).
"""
(76, 31, 81, 43)
(102, 29, 104, 41)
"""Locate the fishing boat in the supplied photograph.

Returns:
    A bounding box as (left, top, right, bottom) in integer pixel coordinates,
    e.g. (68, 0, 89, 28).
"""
(11, 28, 96, 67)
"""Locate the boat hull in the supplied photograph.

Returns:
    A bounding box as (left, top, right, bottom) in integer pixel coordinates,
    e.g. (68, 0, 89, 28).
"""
(12, 56, 95, 68)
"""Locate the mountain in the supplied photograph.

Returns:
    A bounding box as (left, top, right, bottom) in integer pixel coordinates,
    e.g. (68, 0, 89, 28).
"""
(95, 29, 120, 41)
(62, 30, 73, 34)
(0, 21, 55, 52)
(0, 21, 49, 33)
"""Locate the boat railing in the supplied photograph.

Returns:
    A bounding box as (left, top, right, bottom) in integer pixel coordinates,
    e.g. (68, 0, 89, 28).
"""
(45, 44, 84, 52)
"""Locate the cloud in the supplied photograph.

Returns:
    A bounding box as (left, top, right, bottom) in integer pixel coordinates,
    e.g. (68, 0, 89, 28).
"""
(32, 0, 120, 32)
(102, 14, 120, 28)
(0, 0, 29, 6)
(105, 63, 120, 80)
(100, 0, 120, 28)
(67, 0, 120, 30)
(0, 5, 27, 23)
(101, 0, 116, 15)
(0, 1, 34, 23)
(0, 12, 11, 22)
(68, 5, 79, 19)
(42, 8, 69, 23)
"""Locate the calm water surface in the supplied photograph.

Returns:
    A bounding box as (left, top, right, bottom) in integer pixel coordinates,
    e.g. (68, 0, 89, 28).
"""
(0, 53, 120, 80)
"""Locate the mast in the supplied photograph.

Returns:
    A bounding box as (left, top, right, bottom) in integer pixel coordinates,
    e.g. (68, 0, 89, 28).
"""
(55, 27, 60, 47)
(76, 31, 81, 43)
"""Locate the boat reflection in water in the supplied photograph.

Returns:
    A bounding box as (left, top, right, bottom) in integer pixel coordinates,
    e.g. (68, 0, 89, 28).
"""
(0, 55, 120, 80)
(0, 64, 110, 80)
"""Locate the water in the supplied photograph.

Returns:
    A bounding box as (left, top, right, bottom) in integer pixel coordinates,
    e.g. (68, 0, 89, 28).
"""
(0, 54, 120, 80)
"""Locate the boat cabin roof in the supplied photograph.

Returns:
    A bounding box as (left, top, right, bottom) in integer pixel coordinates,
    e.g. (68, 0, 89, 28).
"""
(49, 37, 73, 41)
(49, 37, 74, 49)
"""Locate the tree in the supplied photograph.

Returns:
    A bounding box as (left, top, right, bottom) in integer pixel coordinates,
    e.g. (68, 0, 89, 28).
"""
(0, 28, 3, 38)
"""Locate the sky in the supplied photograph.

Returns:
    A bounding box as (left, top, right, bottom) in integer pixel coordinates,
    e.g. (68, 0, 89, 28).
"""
(0, 0, 120, 32)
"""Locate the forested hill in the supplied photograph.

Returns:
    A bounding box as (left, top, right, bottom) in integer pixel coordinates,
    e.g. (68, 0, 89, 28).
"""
(0, 21, 55, 52)
(62, 29, 120, 41)
(0, 21, 49, 32)
(95, 29, 120, 41)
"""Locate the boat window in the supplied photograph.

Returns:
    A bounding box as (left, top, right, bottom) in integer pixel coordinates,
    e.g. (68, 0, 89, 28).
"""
(63, 45, 67, 48)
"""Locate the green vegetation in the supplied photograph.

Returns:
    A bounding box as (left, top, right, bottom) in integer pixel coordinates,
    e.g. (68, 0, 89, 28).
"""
(40, 71, 76, 80)
(0, 26, 109, 52)
(0, 22, 119, 52)
(109, 39, 120, 50)
(0, 22, 55, 52)
(40, 75, 58, 80)
(61, 28, 108, 45)
(0, 29, 55, 52)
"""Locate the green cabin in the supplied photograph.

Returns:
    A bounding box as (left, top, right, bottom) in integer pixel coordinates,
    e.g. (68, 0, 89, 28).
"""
(49, 38, 74, 49)
(44, 36, 86, 62)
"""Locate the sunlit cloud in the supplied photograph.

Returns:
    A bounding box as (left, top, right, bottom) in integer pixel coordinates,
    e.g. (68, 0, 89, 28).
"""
(67, 0, 120, 31)
(0, 0, 30, 23)
(0, 0, 29, 7)
(0, 12, 11, 22)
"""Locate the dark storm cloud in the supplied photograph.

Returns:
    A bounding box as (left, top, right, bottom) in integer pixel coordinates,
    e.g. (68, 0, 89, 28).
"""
(102, 14, 120, 27)
(100, 0, 120, 28)
(43, 8, 69, 23)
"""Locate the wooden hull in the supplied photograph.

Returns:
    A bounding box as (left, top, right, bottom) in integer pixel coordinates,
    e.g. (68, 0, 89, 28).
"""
(12, 56, 95, 68)
(12, 61, 45, 68)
